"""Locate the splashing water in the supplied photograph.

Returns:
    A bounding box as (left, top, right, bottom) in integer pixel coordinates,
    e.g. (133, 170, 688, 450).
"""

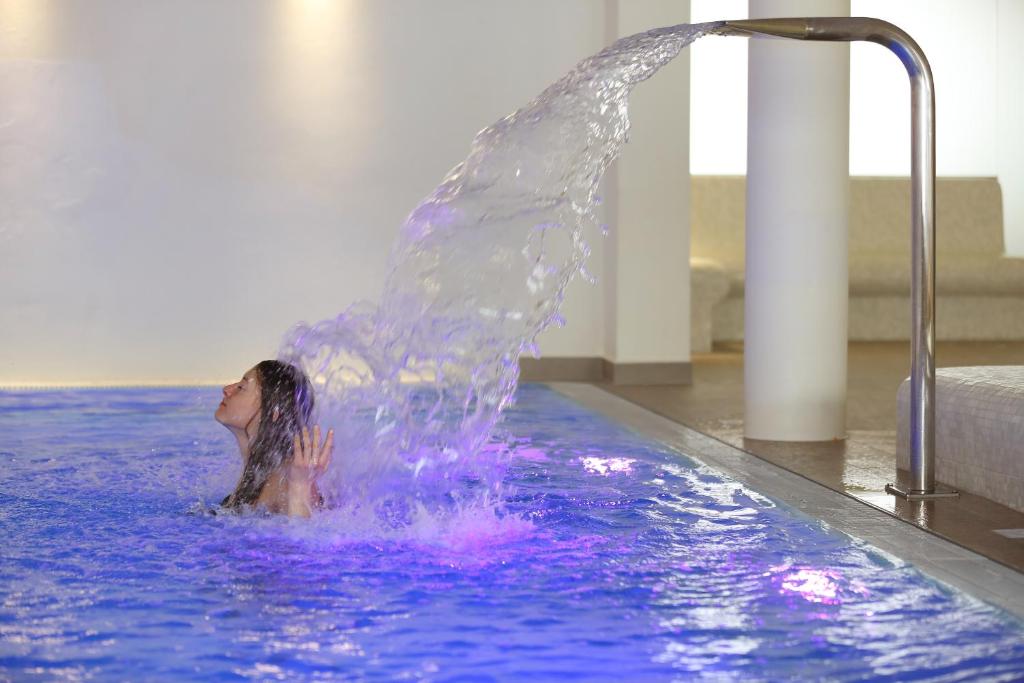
(276, 22, 719, 531)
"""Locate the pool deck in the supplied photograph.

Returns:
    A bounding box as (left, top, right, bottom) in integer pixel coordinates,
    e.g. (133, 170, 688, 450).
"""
(549, 380, 1024, 620)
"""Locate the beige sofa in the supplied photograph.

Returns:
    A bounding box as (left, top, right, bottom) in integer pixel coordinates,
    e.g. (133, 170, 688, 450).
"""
(690, 176, 1024, 352)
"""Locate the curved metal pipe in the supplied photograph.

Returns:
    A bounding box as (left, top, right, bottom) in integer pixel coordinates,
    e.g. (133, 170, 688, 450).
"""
(712, 17, 955, 500)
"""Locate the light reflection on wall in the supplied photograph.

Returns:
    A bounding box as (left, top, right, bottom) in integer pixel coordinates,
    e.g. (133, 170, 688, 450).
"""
(271, 0, 371, 176)
(0, 0, 54, 59)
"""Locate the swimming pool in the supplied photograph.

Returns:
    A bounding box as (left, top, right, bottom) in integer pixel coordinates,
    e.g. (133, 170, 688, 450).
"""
(2, 384, 1022, 681)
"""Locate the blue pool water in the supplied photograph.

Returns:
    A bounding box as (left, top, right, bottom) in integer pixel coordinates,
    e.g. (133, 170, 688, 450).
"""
(1, 384, 1023, 681)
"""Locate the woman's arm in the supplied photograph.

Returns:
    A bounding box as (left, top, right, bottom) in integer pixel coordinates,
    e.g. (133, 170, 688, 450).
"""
(287, 425, 334, 518)
(286, 479, 317, 518)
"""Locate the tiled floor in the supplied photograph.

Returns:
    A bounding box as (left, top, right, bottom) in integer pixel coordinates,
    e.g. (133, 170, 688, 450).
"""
(599, 341, 1024, 573)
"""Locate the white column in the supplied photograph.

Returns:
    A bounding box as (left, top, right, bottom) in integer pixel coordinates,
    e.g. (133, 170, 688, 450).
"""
(744, 0, 850, 440)
(604, 0, 692, 369)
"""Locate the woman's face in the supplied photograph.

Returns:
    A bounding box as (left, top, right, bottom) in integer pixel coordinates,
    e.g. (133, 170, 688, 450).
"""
(214, 366, 261, 432)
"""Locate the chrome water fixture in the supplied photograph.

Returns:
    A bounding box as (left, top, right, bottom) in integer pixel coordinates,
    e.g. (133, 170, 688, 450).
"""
(711, 17, 958, 501)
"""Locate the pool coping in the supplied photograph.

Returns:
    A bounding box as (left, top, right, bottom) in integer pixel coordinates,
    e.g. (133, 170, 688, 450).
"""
(546, 382, 1024, 621)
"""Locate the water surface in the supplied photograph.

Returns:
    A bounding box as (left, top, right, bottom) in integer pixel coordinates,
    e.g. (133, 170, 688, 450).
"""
(2, 385, 1022, 681)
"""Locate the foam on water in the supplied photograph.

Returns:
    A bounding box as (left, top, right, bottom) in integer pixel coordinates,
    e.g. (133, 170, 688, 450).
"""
(276, 22, 718, 530)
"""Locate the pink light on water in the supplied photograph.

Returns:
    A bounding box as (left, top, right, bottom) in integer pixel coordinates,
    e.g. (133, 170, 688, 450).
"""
(515, 447, 549, 462)
(780, 568, 841, 604)
(776, 567, 869, 606)
(581, 456, 635, 476)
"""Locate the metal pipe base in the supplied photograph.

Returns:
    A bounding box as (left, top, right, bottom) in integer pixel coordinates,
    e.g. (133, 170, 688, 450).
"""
(885, 483, 960, 501)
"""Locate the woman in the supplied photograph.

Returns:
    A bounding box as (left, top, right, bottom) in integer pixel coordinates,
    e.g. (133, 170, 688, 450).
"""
(214, 360, 333, 517)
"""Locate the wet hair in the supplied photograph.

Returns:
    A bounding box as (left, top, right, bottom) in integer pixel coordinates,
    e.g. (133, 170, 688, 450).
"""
(220, 360, 315, 509)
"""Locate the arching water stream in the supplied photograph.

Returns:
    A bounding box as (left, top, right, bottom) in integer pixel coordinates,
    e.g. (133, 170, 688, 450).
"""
(277, 22, 718, 530)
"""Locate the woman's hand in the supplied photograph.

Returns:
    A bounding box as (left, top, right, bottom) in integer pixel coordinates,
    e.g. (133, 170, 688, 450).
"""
(290, 425, 333, 484)
(286, 425, 333, 517)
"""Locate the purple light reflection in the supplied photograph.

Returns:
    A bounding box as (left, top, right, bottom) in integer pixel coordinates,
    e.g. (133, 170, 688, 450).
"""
(781, 568, 842, 604)
(772, 566, 871, 606)
(581, 456, 635, 476)
(514, 447, 549, 462)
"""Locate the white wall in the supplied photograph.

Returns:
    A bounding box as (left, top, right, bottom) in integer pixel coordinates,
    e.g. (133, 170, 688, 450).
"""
(997, 0, 1024, 255)
(689, 0, 748, 175)
(690, 0, 1024, 255)
(849, 0, 998, 177)
(0, 1, 612, 384)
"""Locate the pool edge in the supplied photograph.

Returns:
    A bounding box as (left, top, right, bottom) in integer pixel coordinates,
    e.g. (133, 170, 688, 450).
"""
(545, 381, 1024, 621)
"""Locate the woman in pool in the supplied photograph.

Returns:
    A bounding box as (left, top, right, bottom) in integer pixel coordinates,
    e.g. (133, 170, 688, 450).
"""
(214, 360, 333, 517)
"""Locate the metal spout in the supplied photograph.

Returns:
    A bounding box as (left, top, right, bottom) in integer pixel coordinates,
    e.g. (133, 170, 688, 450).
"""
(715, 18, 811, 40)
(713, 17, 955, 501)
(711, 18, 930, 76)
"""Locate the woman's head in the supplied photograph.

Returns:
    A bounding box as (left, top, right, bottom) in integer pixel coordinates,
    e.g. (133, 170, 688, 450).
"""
(214, 366, 262, 434)
(218, 360, 315, 508)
